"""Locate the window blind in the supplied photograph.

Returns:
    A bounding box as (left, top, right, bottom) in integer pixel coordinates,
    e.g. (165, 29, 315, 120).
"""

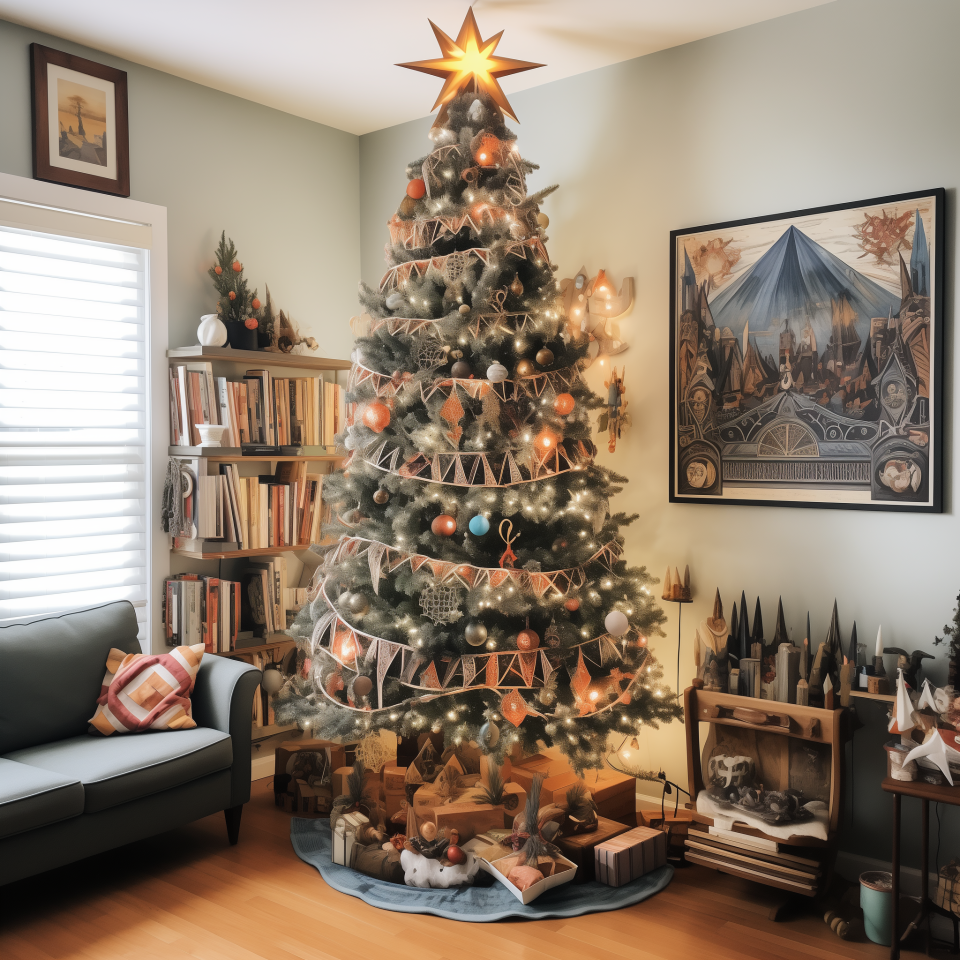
(0, 222, 148, 627)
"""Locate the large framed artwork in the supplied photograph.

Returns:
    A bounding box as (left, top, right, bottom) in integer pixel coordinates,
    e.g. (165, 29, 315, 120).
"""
(669, 189, 944, 512)
(30, 44, 130, 197)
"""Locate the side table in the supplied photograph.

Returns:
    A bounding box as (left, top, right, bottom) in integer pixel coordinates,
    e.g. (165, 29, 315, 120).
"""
(882, 777, 960, 959)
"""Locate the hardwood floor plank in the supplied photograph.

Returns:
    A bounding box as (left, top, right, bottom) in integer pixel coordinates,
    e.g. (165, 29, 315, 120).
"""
(0, 779, 932, 960)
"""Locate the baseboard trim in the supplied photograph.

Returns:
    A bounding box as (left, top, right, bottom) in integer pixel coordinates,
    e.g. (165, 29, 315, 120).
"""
(251, 754, 274, 781)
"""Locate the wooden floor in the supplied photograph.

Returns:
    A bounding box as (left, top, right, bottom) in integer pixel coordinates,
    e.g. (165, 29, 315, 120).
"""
(0, 779, 934, 960)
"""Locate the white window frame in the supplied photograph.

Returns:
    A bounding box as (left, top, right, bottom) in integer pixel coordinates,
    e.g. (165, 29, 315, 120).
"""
(0, 171, 168, 652)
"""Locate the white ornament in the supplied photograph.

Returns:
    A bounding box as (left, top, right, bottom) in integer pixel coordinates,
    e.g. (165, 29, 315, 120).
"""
(385, 292, 404, 310)
(400, 849, 480, 888)
(605, 610, 629, 637)
(486, 363, 508, 383)
(467, 99, 485, 122)
(197, 314, 227, 346)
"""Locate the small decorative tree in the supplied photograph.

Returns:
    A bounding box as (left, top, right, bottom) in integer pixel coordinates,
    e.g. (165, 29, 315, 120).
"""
(208, 231, 260, 346)
(934, 590, 960, 688)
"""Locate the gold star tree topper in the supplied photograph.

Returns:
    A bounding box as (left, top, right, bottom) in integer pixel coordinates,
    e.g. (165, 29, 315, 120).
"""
(398, 7, 544, 127)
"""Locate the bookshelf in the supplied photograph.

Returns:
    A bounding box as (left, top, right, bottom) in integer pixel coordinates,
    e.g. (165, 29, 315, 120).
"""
(166, 345, 348, 752)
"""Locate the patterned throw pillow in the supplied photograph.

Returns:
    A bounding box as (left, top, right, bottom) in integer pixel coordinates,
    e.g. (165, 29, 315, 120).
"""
(88, 644, 205, 735)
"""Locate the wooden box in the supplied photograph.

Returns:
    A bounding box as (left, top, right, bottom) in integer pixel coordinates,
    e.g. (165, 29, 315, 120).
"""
(274, 739, 346, 809)
(595, 825, 667, 887)
(332, 765, 379, 800)
(583, 768, 636, 823)
(555, 816, 632, 883)
(431, 799, 504, 842)
(509, 769, 581, 806)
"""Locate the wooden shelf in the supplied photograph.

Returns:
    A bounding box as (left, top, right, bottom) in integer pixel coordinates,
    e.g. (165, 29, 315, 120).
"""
(212, 637, 295, 658)
(850, 690, 896, 703)
(168, 345, 350, 371)
(172, 543, 316, 560)
(175, 451, 343, 462)
(881, 776, 960, 802)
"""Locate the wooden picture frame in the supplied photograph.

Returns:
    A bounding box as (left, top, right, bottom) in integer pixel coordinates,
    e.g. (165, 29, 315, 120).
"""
(30, 44, 130, 197)
(669, 189, 944, 513)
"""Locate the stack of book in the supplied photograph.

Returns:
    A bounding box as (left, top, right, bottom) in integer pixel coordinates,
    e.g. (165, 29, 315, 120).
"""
(172, 459, 329, 552)
(169, 362, 345, 449)
(162, 574, 240, 653)
(241, 554, 290, 636)
(248, 651, 277, 727)
(683, 826, 822, 895)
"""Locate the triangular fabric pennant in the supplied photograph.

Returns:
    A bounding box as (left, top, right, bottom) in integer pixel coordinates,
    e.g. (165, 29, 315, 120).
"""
(376, 641, 401, 708)
(420, 662, 441, 690)
(364, 637, 379, 667)
(401, 654, 425, 685)
(485, 654, 499, 687)
(570, 650, 591, 700)
(541, 649, 555, 686)
(309, 609, 336, 654)
(462, 657, 477, 687)
(519, 652, 538, 687)
(441, 657, 461, 688)
(368, 542, 387, 596)
(500, 689, 528, 727)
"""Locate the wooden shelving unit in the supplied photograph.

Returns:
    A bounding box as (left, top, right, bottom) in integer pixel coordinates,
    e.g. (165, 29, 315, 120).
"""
(167, 345, 351, 371)
(166, 345, 348, 749)
(850, 689, 896, 703)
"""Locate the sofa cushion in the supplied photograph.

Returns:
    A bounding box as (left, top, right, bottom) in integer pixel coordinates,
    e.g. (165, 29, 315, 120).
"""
(89, 643, 205, 735)
(0, 602, 141, 754)
(4, 727, 232, 814)
(0, 757, 84, 839)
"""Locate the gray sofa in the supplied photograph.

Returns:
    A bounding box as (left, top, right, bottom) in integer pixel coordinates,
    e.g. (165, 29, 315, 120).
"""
(0, 601, 261, 885)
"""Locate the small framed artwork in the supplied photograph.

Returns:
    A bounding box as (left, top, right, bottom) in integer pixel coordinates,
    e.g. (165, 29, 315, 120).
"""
(669, 188, 944, 512)
(30, 44, 130, 197)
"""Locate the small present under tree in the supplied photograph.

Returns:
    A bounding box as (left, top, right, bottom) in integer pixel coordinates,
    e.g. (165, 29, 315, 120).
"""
(277, 9, 679, 772)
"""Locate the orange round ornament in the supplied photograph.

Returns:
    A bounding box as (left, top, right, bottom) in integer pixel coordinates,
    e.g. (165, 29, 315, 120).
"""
(214, 265, 223, 275)
(474, 135, 501, 167)
(564, 597, 580, 612)
(228, 291, 236, 300)
(232, 260, 242, 272)
(554, 393, 575, 416)
(244, 318, 258, 330)
(362, 402, 391, 433)
(516, 628, 540, 651)
(431, 514, 457, 537)
(251, 297, 261, 310)
(406, 178, 426, 199)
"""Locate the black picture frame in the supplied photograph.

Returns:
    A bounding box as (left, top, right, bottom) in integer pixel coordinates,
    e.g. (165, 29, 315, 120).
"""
(30, 43, 130, 197)
(669, 188, 944, 513)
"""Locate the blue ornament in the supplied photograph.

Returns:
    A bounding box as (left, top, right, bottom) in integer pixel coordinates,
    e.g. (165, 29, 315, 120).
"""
(468, 515, 490, 536)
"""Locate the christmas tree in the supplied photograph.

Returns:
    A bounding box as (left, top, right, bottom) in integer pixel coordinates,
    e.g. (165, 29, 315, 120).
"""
(278, 9, 679, 771)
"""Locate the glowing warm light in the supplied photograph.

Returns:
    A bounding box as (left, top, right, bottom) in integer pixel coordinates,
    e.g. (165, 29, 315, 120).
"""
(588, 690, 600, 702)
(397, 8, 544, 125)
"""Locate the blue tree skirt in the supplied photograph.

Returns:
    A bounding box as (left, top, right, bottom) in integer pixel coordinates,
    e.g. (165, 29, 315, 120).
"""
(291, 818, 674, 922)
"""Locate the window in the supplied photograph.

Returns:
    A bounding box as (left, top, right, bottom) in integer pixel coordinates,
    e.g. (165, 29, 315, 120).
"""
(0, 189, 159, 638)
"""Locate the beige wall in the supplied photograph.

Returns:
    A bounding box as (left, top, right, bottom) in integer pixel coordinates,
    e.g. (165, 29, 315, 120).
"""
(360, 0, 958, 865)
(0, 18, 360, 362)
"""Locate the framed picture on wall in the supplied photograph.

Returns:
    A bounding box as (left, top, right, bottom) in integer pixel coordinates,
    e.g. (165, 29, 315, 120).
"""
(30, 44, 130, 197)
(669, 189, 944, 512)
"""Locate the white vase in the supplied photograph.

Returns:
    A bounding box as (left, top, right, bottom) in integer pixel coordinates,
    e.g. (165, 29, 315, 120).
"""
(198, 314, 227, 347)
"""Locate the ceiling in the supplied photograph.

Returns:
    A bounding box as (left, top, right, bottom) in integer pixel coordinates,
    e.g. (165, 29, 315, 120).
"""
(0, 0, 835, 135)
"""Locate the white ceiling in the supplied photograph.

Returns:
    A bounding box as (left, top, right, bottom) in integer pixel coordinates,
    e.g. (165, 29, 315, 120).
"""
(0, 0, 835, 135)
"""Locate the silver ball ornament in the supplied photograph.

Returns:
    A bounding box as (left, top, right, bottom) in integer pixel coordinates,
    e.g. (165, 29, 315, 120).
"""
(605, 610, 630, 637)
(478, 720, 500, 751)
(347, 592, 370, 617)
(458, 303, 471, 315)
(464, 621, 487, 647)
(486, 362, 508, 383)
(385, 292, 404, 310)
(261, 663, 284, 695)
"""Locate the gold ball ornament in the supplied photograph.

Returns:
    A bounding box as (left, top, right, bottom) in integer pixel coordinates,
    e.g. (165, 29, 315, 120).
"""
(458, 303, 471, 315)
(516, 628, 540, 652)
(537, 212, 550, 228)
(535, 348, 554, 367)
(515, 359, 535, 377)
(362, 402, 391, 433)
(373, 488, 389, 505)
(509, 275, 524, 297)
(399, 195, 418, 217)
(554, 393, 575, 415)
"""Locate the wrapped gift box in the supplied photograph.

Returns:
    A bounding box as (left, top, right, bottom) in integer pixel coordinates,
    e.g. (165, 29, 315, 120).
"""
(332, 765, 379, 800)
(555, 816, 631, 883)
(274, 739, 346, 807)
(500, 782, 526, 827)
(595, 825, 667, 887)
(480, 754, 512, 787)
(332, 811, 369, 865)
(431, 798, 504, 842)
(352, 841, 405, 884)
(513, 770, 582, 807)
(583, 768, 636, 823)
(383, 764, 407, 793)
(295, 778, 333, 815)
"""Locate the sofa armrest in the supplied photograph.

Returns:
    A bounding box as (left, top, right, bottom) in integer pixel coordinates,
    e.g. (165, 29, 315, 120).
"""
(192, 656, 261, 808)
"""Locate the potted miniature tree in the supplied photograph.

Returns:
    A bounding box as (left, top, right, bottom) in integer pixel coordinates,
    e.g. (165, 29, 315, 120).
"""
(208, 231, 261, 350)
